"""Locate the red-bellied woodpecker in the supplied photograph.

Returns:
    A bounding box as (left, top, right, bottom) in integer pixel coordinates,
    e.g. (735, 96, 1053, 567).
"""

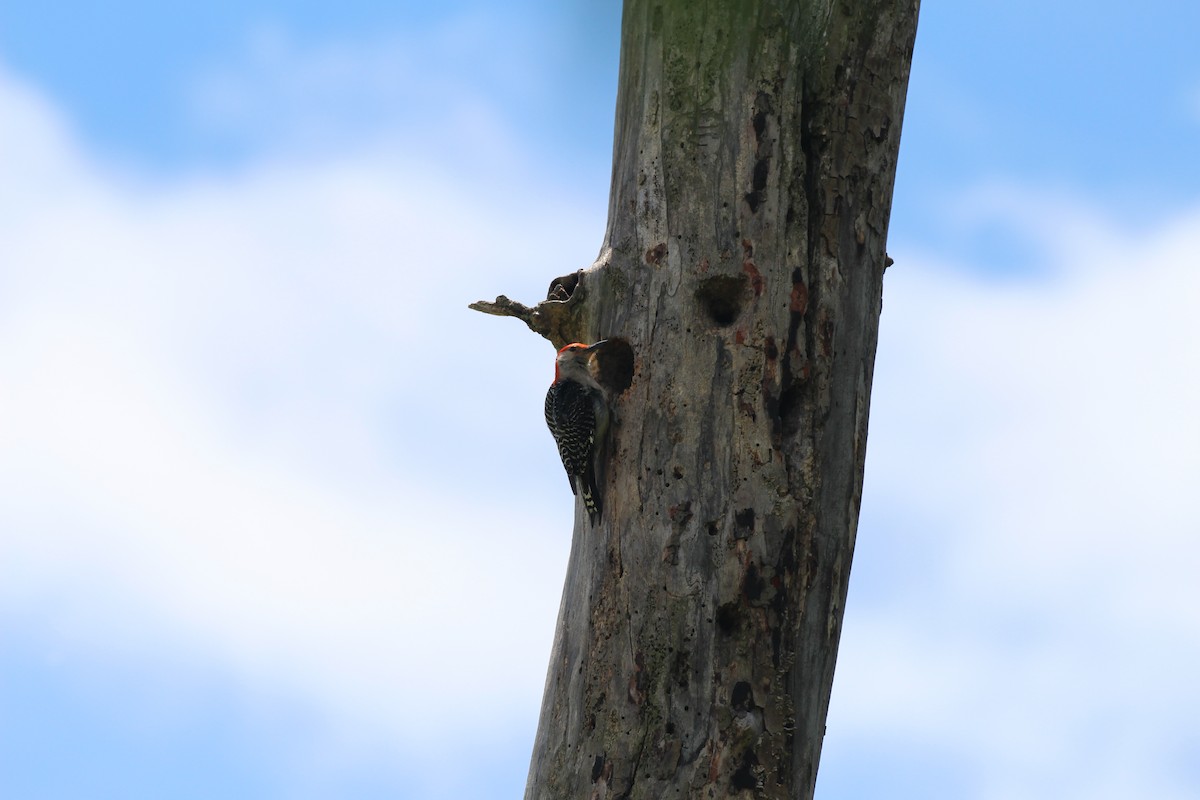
(545, 341, 609, 524)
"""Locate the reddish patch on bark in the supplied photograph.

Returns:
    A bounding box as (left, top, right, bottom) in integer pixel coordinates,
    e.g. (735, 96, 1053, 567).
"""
(735, 328, 746, 345)
(820, 316, 835, 357)
(645, 242, 668, 265)
(761, 373, 775, 402)
(707, 744, 723, 783)
(790, 281, 808, 314)
(628, 651, 648, 705)
(741, 259, 764, 296)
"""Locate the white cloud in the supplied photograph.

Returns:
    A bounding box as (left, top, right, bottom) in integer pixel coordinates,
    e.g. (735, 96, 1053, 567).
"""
(0, 60, 603, 759)
(825, 187, 1200, 797)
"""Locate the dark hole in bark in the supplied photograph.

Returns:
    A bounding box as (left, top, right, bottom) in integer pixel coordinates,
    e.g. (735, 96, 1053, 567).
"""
(753, 91, 773, 141)
(751, 158, 769, 192)
(743, 564, 765, 602)
(547, 270, 582, 302)
(745, 158, 770, 213)
(780, 384, 803, 438)
(591, 756, 605, 783)
(695, 274, 747, 327)
(715, 602, 740, 634)
(594, 338, 635, 395)
(731, 749, 759, 791)
(753, 109, 768, 142)
(731, 681, 754, 712)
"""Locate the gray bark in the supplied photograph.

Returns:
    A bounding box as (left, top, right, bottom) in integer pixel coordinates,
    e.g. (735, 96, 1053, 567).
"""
(477, 0, 918, 797)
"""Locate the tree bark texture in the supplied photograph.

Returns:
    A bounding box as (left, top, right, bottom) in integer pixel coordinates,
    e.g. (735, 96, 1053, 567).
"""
(522, 1, 918, 797)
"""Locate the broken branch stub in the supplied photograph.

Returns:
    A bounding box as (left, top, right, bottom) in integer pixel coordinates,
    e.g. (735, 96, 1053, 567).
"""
(469, 269, 593, 349)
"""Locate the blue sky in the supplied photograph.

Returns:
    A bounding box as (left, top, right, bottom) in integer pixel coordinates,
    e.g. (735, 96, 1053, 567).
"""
(1, 2, 1198, 799)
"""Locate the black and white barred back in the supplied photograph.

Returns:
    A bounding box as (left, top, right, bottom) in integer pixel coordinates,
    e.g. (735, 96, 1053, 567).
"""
(544, 379, 602, 522)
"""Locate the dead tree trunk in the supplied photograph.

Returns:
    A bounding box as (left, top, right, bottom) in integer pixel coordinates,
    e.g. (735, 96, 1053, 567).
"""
(473, 0, 918, 796)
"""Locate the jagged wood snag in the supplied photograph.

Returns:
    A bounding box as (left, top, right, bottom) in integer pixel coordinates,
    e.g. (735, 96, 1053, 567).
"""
(471, 0, 918, 797)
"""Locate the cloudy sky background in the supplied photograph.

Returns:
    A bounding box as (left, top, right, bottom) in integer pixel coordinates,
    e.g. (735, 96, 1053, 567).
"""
(1, 2, 1198, 798)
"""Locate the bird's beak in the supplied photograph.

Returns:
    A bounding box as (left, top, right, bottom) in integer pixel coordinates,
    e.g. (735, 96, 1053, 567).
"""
(585, 340, 608, 352)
